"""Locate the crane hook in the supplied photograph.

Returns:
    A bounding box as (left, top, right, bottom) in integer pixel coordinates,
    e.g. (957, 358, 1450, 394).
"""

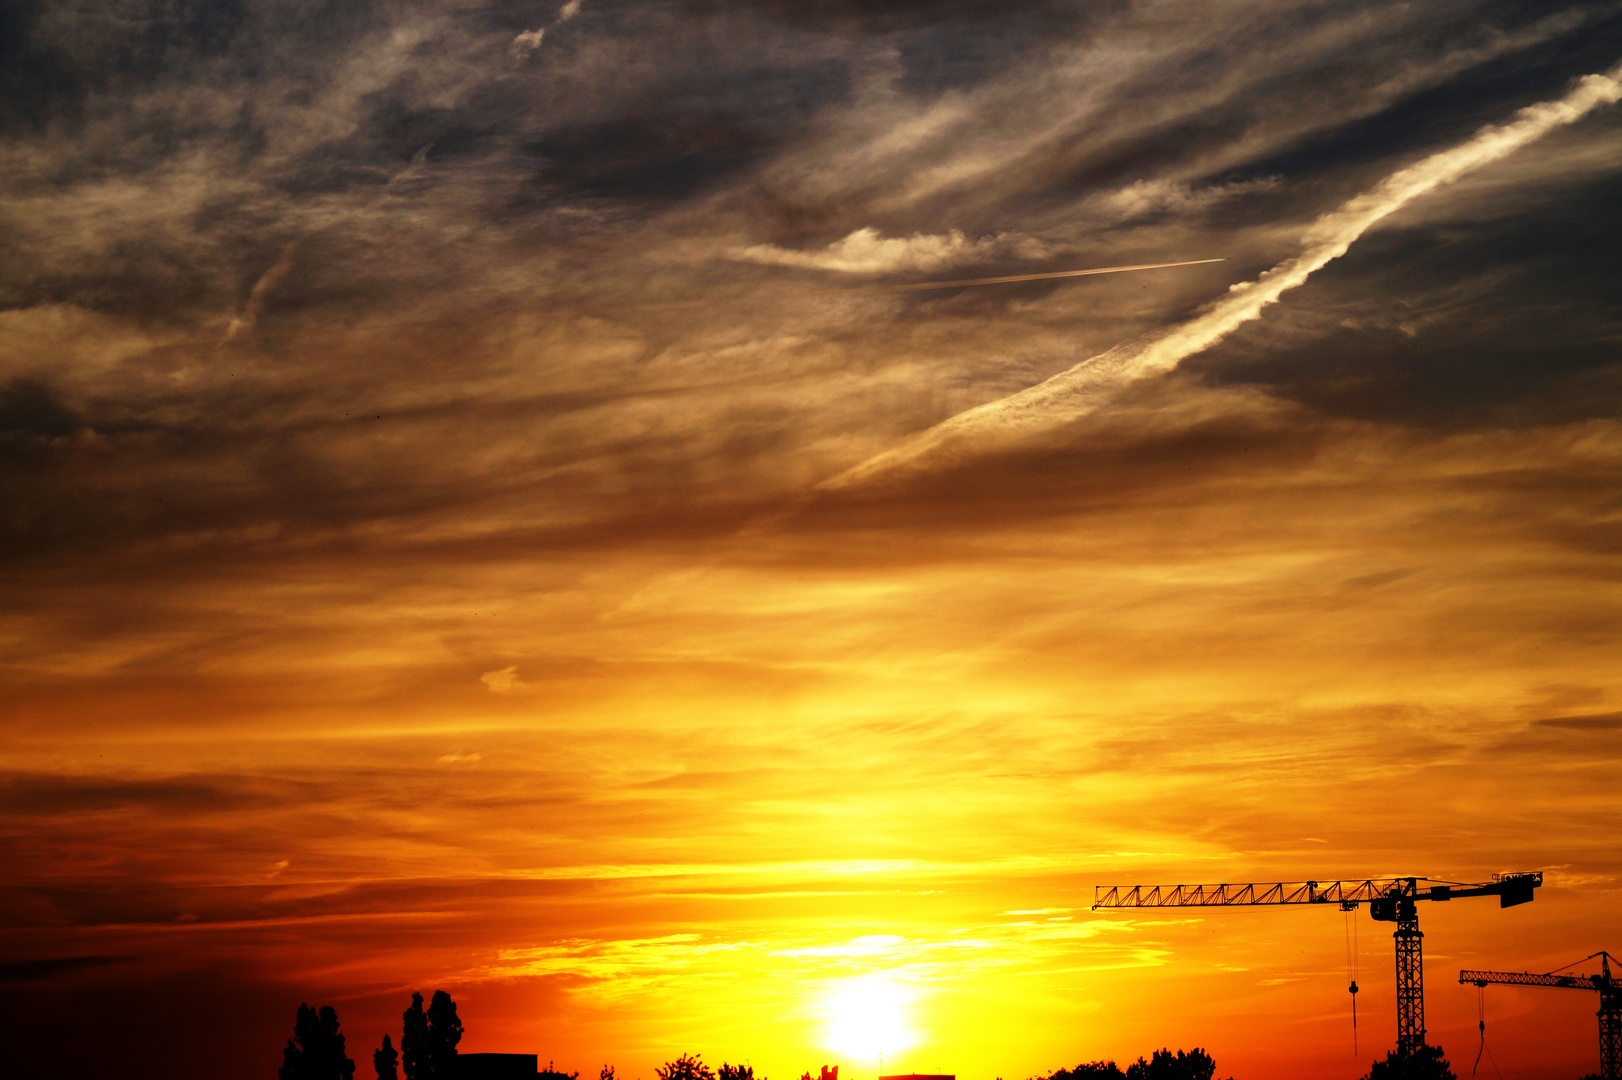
(1348, 979, 1358, 1055)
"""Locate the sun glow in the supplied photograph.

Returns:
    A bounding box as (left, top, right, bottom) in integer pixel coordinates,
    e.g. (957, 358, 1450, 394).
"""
(823, 976, 917, 1061)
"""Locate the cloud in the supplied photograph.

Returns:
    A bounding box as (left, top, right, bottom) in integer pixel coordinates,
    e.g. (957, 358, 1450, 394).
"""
(0, 773, 278, 815)
(222, 243, 298, 342)
(1534, 712, 1622, 730)
(732, 227, 1001, 274)
(480, 666, 529, 693)
(0, 955, 134, 983)
(1090, 176, 1283, 222)
(823, 58, 1622, 487)
(559, 0, 584, 20)
(510, 27, 546, 62)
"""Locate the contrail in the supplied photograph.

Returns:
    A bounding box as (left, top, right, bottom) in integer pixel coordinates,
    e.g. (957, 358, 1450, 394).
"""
(223, 241, 299, 343)
(875, 258, 1226, 292)
(822, 60, 1622, 490)
(590, 257, 1227, 312)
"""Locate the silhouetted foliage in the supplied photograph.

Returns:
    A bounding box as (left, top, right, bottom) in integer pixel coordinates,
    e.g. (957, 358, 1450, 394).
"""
(659, 1053, 717, 1080)
(1125, 1048, 1225, 1080)
(374, 1034, 399, 1080)
(1040, 1064, 1125, 1080)
(1040, 1051, 1228, 1080)
(280, 1003, 357, 1080)
(719, 1064, 754, 1080)
(600, 1066, 616, 1080)
(425, 990, 463, 1077)
(540, 1062, 580, 1080)
(401, 994, 429, 1080)
(1360, 1044, 1456, 1080)
(397, 990, 462, 1080)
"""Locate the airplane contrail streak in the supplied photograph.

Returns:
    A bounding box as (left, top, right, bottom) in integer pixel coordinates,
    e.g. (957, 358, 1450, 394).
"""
(595, 257, 1227, 311)
(223, 241, 299, 343)
(821, 59, 1622, 491)
(877, 258, 1227, 292)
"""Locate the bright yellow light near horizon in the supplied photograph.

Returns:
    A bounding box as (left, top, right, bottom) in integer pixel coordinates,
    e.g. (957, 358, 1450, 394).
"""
(823, 976, 916, 1063)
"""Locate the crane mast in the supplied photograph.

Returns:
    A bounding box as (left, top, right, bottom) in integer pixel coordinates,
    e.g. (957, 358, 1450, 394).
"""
(1460, 951, 1619, 1080)
(1093, 872, 1542, 1058)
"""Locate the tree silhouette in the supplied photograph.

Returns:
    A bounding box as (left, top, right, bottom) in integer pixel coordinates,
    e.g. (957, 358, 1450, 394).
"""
(1041, 1051, 1230, 1080)
(401, 993, 429, 1080)
(374, 1034, 399, 1080)
(279, 1003, 357, 1080)
(1044, 1057, 1122, 1076)
(658, 1053, 717, 1080)
(1124, 1049, 1225, 1080)
(719, 1064, 754, 1080)
(540, 1063, 580, 1080)
(1360, 1044, 1456, 1080)
(396, 990, 463, 1080)
(1043, 1065, 1126, 1080)
(425, 990, 463, 1077)
(600, 1066, 616, 1080)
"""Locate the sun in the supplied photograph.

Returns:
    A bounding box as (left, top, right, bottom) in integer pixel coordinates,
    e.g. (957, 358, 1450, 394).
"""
(822, 975, 916, 1062)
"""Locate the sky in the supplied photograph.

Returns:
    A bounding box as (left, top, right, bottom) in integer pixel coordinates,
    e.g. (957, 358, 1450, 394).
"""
(3, 1, 1622, 1078)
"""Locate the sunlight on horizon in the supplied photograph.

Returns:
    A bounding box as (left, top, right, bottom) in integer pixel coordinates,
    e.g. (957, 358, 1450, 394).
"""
(822, 976, 917, 1065)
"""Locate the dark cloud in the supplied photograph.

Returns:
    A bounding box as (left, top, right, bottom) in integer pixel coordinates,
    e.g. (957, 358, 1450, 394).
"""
(680, 0, 1093, 33)
(1534, 712, 1622, 730)
(0, 954, 133, 983)
(0, 378, 80, 440)
(1190, 165, 1622, 428)
(0, 772, 281, 814)
(524, 112, 788, 202)
(0, 0, 88, 133)
(0, 963, 299, 1080)
(1227, 5, 1622, 186)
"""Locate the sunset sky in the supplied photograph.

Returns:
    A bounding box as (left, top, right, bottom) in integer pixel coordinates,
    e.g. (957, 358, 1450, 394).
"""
(3, 1, 1622, 1078)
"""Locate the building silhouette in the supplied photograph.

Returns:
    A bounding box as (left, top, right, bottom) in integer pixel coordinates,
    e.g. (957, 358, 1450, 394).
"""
(457, 1054, 539, 1079)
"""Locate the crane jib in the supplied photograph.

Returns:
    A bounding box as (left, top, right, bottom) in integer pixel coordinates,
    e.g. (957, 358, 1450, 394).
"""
(1089, 873, 1541, 911)
(1459, 970, 1606, 990)
(1460, 954, 1618, 1080)
(1086, 871, 1545, 1062)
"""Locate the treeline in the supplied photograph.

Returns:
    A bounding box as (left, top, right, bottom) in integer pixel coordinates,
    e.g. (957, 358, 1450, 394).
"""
(276, 998, 758, 1080)
(278, 996, 1488, 1080)
(279, 990, 464, 1080)
(1041, 1043, 1474, 1080)
(1036, 1048, 1229, 1080)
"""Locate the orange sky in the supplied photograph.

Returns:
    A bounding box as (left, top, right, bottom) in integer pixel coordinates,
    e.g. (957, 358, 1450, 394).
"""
(3, 2, 1621, 1078)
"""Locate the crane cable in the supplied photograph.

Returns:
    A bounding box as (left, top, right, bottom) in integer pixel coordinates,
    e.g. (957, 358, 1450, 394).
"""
(1345, 907, 1359, 1056)
(1474, 984, 1504, 1079)
(1546, 950, 1605, 976)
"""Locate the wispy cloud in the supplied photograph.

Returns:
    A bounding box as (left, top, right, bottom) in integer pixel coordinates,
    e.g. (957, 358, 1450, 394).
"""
(825, 59, 1622, 487)
(480, 666, 529, 694)
(510, 28, 546, 63)
(732, 228, 1010, 274)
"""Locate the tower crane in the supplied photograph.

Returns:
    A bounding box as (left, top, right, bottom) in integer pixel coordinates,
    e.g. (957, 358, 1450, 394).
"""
(1092, 872, 1542, 1058)
(1460, 951, 1618, 1079)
